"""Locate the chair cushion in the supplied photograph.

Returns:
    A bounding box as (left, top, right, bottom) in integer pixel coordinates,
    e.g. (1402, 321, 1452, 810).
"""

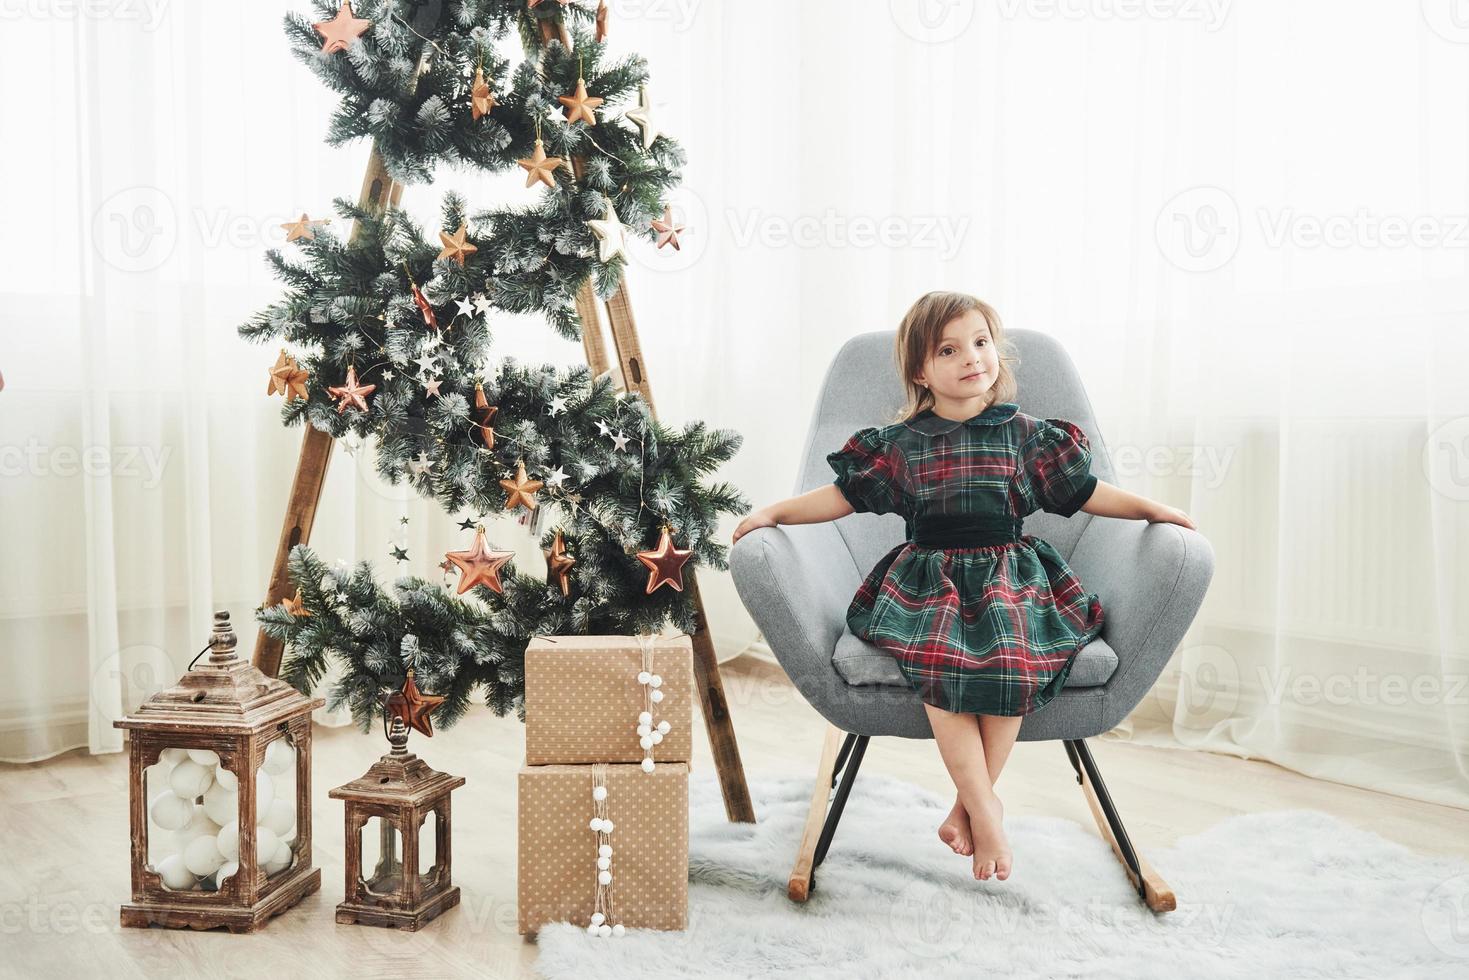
(832, 625, 1119, 690)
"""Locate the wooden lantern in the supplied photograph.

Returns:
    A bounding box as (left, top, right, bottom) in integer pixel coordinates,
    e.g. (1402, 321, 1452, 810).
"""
(330, 705, 466, 930)
(114, 610, 324, 933)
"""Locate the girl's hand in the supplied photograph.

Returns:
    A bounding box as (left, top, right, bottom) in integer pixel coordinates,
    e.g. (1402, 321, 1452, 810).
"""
(732, 508, 779, 545)
(1146, 504, 1196, 530)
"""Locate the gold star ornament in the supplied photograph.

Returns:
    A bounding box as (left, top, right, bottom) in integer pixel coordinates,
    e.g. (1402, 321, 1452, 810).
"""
(544, 528, 577, 597)
(500, 459, 545, 513)
(437, 223, 479, 267)
(313, 1, 372, 54)
(444, 526, 516, 595)
(558, 77, 604, 126)
(471, 383, 498, 449)
(280, 588, 311, 617)
(280, 213, 328, 242)
(636, 524, 693, 594)
(651, 204, 685, 251)
(587, 197, 629, 263)
(267, 350, 309, 402)
(385, 669, 445, 738)
(326, 364, 376, 414)
(517, 138, 564, 189)
(470, 65, 496, 120)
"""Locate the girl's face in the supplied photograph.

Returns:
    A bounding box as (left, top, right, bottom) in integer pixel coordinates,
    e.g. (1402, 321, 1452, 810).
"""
(913, 309, 1000, 404)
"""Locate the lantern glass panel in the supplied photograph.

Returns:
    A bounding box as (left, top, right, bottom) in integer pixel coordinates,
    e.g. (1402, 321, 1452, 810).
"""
(418, 809, 438, 878)
(143, 745, 240, 893)
(259, 733, 300, 879)
(359, 815, 403, 897)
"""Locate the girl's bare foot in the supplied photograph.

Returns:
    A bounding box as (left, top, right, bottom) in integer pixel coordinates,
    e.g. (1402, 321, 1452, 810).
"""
(937, 795, 974, 856)
(967, 793, 1012, 881)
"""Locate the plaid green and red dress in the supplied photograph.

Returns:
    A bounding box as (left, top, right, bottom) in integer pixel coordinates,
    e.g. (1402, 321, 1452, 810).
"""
(827, 401, 1104, 717)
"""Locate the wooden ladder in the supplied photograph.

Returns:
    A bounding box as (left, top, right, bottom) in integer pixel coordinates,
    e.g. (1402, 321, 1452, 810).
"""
(253, 16, 754, 823)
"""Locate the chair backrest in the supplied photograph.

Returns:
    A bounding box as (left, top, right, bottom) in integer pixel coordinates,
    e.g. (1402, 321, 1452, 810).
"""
(795, 328, 1114, 572)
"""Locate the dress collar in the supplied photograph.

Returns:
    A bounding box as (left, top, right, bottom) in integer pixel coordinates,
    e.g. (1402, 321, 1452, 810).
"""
(904, 401, 1019, 435)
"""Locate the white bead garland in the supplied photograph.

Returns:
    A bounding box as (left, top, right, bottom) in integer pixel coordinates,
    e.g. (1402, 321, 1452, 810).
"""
(631, 633, 673, 774)
(588, 764, 623, 938)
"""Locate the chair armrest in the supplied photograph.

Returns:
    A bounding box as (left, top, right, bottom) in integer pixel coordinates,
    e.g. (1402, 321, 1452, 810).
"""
(729, 520, 864, 716)
(1065, 517, 1216, 730)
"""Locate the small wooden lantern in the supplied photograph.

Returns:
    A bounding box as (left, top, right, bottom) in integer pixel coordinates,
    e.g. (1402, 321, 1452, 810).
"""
(114, 610, 324, 933)
(330, 675, 466, 931)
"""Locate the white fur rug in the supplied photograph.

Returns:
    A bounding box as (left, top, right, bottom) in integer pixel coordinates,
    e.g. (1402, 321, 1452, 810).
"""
(533, 768, 1469, 978)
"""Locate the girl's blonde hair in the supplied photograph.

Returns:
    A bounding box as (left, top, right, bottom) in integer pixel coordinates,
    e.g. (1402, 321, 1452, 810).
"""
(889, 290, 1019, 424)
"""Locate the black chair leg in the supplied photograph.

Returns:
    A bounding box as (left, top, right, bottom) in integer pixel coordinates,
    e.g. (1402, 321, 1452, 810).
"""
(813, 733, 868, 868)
(1063, 737, 1174, 910)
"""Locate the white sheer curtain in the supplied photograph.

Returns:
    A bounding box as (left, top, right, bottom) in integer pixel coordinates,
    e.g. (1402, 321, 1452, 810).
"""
(4, 1, 1467, 811)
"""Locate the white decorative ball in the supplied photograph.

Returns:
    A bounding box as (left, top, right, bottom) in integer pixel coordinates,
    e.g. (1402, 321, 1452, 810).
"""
(656, 720, 670, 735)
(158, 748, 187, 766)
(639, 735, 653, 750)
(638, 711, 652, 726)
(598, 923, 612, 938)
(143, 761, 172, 790)
(169, 810, 221, 852)
(187, 749, 219, 767)
(169, 760, 215, 800)
(183, 835, 226, 876)
(598, 870, 612, 885)
(255, 826, 281, 866)
(649, 674, 662, 688)
(642, 758, 657, 773)
(214, 860, 239, 887)
(637, 671, 651, 685)
(651, 731, 663, 745)
(612, 923, 625, 937)
(149, 793, 194, 831)
(599, 844, 612, 858)
(636, 724, 651, 738)
(592, 786, 607, 801)
(263, 799, 295, 838)
(264, 844, 292, 875)
(588, 817, 602, 832)
(263, 740, 295, 776)
(590, 912, 605, 926)
(650, 689, 664, 703)
(255, 768, 275, 812)
(156, 854, 197, 891)
(586, 924, 599, 936)
(202, 783, 236, 825)
(214, 765, 238, 791)
(597, 856, 610, 870)
(603, 819, 614, 834)
(217, 821, 240, 861)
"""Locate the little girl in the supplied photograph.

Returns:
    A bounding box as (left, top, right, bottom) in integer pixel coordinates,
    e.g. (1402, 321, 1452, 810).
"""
(732, 290, 1195, 884)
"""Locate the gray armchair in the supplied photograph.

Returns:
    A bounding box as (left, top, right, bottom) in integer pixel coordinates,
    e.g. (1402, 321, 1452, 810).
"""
(729, 329, 1214, 911)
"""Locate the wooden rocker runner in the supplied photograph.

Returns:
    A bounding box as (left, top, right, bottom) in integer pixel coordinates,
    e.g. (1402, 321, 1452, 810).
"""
(254, 17, 754, 825)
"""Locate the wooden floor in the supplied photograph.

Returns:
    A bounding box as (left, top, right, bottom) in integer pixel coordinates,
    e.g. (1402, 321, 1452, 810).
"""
(3, 653, 1466, 979)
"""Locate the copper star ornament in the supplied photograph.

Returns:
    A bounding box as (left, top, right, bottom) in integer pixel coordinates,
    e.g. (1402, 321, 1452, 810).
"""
(437, 223, 479, 267)
(587, 198, 629, 263)
(267, 350, 310, 401)
(470, 65, 496, 120)
(500, 459, 545, 513)
(313, 0, 372, 54)
(411, 281, 440, 330)
(651, 204, 685, 251)
(386, 669, 445, 738)
(595, 0, 609, 41)
(636, 525, 693, 594)
(471, 383, 498, 449)
(558, 77, 604, 126)
(623, 84, 660, 149)
(517, 138, 564, 189)
(444, 526, 516, 595)
(327, 364, 376, 414)
(280, 213, 328, 242)
(280, 588, 311, 617)
(544, 528, 577, 597)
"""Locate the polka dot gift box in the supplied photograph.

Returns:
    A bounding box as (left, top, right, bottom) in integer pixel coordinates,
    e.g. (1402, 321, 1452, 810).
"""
(524, 634, 693, 769)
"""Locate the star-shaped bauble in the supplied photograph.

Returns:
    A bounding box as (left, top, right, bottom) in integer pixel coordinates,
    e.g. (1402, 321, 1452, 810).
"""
(651, 204, 685, 251)
(470, 65, 495, 120)
(390, 545, 409, 562)
(267, 350, 309, 402)
(544, 528, 577, 597)
(558, 77, 604, 126)
(587, 198, 629, 263)
(444, 526, 516, 595)
(423, 377, 443, 398)
(471, 383, 498, 449)
(386, 669, 445, 738)
(408, 451, 435, 477)
(313, 1, 372, 54)
(280, 588, 311, 617)
(624, 84, 660, 149)
(636, 525, 693, 594)
(280, 213, 328, 242)
(327, 364, 376, 414)
(411, 281, 439, 330)
(500, 459, 545, 513)
(437, 223, 478, 267)
(517, 138, 564, 189)
(595, 0, 609, 41)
